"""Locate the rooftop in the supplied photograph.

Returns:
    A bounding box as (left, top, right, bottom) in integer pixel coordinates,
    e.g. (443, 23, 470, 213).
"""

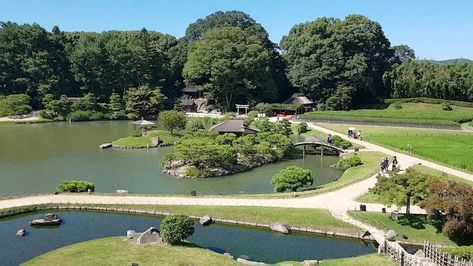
(284, 93, 314, 105)
(210, 119, 259, 134)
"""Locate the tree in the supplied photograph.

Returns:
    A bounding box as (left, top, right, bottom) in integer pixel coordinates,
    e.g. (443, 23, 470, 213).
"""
(420, 181, 473, 244)
(370, 169, 437, 215)
(40, 94, 71, 120)
(273, 119, 292, 137)
(0, 94, 32, 116)
(73, 92, 98, 111)
(159, 110, 187, 133)
(296, 122, 310, 136)
(280, 15, 394, 108)
(108, 92, 126, 119)
(254, 102, 272, 116)
(183, 27, 277, 111)
(272, 166, 314, 192)
(160, 214, 195, 245)
(392, 45, 416, 63)
(124, 86, 166, 119)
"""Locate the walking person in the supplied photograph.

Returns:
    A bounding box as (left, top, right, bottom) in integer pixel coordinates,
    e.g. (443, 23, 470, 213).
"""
(392, 156, 398, 171)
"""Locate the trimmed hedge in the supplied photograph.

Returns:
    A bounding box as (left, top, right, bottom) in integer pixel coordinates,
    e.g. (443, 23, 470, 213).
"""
(333, 156, 363, 171)
(385, 97, 473, 108)
(331, 135, 352, 149)
(57, 180, 95, 192)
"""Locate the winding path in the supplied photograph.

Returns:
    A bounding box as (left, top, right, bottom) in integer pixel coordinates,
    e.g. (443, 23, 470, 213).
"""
(1, 121, 472, 239)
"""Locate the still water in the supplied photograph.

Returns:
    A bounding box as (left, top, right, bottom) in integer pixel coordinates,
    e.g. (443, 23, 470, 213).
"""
(0, 211, 376, 265)
(0, 121, 342, 196)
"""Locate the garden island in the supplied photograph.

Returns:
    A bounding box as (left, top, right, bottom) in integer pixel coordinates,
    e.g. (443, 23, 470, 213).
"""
(1, 3, 473, 266)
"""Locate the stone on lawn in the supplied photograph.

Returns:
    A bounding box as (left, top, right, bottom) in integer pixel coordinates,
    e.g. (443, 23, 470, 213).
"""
(385, 230, 397, 241)
(199, 215, 212, 226)
(270, 222, 290, 234)
(127, 230, 141, 239)
(136, 227, 162, 244)
(303, 260, 320, 266)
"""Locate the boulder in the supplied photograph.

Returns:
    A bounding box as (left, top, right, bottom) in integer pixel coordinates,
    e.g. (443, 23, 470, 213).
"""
(223, 253, 233, 259)
(385, 230, 397, 241)
(303, 260, 320, 266)
(126, 230, 141, 239)
(16, 229, 26, 237)
(390, 210, 399, 220)
(414, 249, 426, 258)
(136, 227, 162, 245)
(199, 215, 212, 226)
(236, 258, 266, 265)
(238, 255, 253, 261)
(270, 222, 290, 234)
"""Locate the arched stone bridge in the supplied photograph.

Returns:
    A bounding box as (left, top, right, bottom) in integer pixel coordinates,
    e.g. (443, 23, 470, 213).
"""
(293, 136, 346, 155)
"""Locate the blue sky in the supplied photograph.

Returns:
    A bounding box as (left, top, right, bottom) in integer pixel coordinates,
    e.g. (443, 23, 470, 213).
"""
(1, 0, 472, 60)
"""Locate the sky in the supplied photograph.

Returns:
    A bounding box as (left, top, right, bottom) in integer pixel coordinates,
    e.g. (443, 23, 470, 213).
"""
(0, 0, 472, 60)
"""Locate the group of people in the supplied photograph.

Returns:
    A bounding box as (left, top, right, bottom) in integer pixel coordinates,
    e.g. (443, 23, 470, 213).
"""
(347, 129, 362, 140)
(380, 156, 398, 173)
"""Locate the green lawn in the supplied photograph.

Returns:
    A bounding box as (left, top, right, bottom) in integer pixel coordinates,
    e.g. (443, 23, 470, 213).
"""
(23, 236, 240, 266)
(320, 123, 473, 173)
(302, 102, 473, 128)
(316, 253, 396, 266)
(349, 211, 456, 246)
(112, 130, 181, 148)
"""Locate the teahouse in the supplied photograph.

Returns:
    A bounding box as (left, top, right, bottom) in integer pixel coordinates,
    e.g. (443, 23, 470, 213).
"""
(210, 119, 259, 136)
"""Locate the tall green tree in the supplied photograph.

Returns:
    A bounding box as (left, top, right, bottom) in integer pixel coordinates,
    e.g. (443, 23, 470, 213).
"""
(281, 15, 394, 108)
(124, 86, 166, 119)
(183, 27, 277, 111)
(159, 110, 187, 133)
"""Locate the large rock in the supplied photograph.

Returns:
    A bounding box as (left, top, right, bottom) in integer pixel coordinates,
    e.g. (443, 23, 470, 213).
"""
(236, 258, 266, 265)
(200, 215, 212, 226)
(270, 222, 290, 234)
(136, 227, 162, 245)
(414, 249, 426, 258)
(127, 230, 141, 239)
(303, 260, 319, 266)
(16, 229, 26, 237)
(385, 230, 397, 241)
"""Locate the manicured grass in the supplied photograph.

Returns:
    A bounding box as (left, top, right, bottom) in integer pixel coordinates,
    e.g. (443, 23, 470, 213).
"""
(23, 236, 240, 266)
(349, 211, 456, 246)
(95, 204, 360, 235)
(112, 130, 181, 148)
(320, 123, 473, 173)
(302, 102, 473, 127)
(318, 253, 397, 266)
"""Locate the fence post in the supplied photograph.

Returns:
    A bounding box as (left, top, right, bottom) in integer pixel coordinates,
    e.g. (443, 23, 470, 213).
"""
(400, 250, 404, 266)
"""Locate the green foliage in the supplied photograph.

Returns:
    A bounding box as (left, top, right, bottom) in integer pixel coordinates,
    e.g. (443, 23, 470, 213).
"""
(442, 246, 473, 261)
(184, 167, 213, 178)
(0, 94, 32, 117)
(183, 27, 277, 111)
(420, 181, 473, 244)
(159, 110, 187, 133)
(254, 117, 273, 132)
(442, 102, 453, 111)
(296, 122, 310, 135)
(160, 215, 195, 245)
(254, 117, 292, 137)
(394, 102, 403, 110)
(124, 86, 166, 119)
(271, 166, 314, 192)
(73, 93, 99, 112)
(40, 94, 72, 120)
(281, 15, 393, 108)
(108, 93, 126, 119)
(384, 61, 473, 102)
(67, 110, 105, 121)
(130, 129, 143, 137)
(331, 135, 352, 149)
(57, 180, 95, 192)
(254, 102, 273, 116)
(187, 119, 205, 131)
(370, 169, 438, 213)
(244, 111, 258, 125)
(333, 156, 363, 171)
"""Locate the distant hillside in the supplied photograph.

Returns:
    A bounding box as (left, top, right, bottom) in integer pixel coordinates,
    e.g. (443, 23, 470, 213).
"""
(426, 58, 473, 65)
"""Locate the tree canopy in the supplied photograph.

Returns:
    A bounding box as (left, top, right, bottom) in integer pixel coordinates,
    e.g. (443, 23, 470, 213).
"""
(271, 166, 314, 192)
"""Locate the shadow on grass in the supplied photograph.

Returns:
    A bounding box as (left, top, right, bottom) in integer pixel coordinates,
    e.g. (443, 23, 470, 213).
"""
(397, 214, 444, 233)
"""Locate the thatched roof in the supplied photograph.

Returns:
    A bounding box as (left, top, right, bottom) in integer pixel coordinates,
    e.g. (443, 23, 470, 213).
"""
(210, 119, 259, 134)
(284, 93, 314, 105)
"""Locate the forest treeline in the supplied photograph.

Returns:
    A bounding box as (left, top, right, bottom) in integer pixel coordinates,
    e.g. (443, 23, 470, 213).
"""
(0, 11, 472, 116)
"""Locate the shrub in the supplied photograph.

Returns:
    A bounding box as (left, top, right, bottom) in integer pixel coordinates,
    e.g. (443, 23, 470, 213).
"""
(333, 156, 363, 170)
(0, 94, 32, 117)
(244, 111, 258, 125)
(316, 103, 327, 111)
(271, 166, 314, 192)
(57, 180, 95, 192)
(254, 102, 273, 116)
(296, 122, 310, 135)
(130, 129, 143, 137)
(223, 112, 236, 120)
(159, 110, 187, 133)
(160, 214, 195, 245)
(442, 102, 453, 111)
(331, 135, 352, 149)
(68, 111, 106, 121)
(442, 246, 473, 261)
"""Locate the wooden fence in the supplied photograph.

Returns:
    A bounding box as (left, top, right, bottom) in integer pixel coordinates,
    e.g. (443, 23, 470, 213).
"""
(379, 239, 473, 266)
(423, 241, 473, 266)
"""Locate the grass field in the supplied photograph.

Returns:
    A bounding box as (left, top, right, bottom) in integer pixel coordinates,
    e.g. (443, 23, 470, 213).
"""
(302, 102, 473, 128)
(112, 130, 181, 148)
(23, 237, 240, 266)
(349, 211, 456, 246)
(320, 123, 473, 172)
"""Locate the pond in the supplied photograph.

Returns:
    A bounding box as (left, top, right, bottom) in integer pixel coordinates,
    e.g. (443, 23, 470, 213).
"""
(0, 121, 342, 196)
(0, 211, 376, 265)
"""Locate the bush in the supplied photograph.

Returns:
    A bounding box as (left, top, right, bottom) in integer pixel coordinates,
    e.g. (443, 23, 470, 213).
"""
(159, 110, 187, 133)
(442, 246, 473, 261)
(316, 103, 327, 111)
(271, 166, 314, 192)
(223, 112, 236, 120)
(187, 119, 205, 131)
(331, 135, 352, 149)
(333, 156, 363, 170)
(254, 102, 273, 116)
(442, 102, 453, 111)
(57, 180, 95, 192)
(160, 214, 195, 245)
(244, 111, 258, 125)
(0, 94, 32, 117)
(296, 122, 310, 135)
(68, 111, 106, 121)
(130, 129, 143, 137)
